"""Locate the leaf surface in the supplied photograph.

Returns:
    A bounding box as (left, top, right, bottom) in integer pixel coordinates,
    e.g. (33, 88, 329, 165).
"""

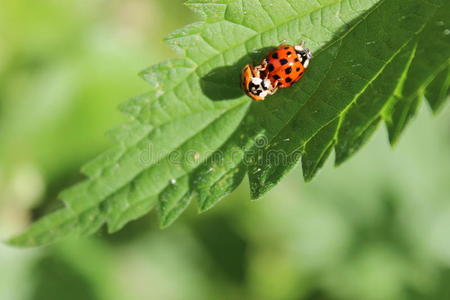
(10, 0, 450, 246)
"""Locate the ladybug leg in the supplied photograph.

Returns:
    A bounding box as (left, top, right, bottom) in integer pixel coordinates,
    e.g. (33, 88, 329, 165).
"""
(266, 86, 278, 96)
(255, 60, 272, 80)
(249, 65, 261, 79)
(261, 58, 268, 67)
(271, 81, 279, 94)
(295, 41, 305, 53)
(255, 59, 268, 72)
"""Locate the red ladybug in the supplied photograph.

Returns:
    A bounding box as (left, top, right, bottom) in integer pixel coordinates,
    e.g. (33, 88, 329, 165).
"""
(260, 41, 312, 89)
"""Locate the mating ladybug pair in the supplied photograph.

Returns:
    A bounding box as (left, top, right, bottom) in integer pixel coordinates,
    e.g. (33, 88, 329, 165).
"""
(241, 42, 313, 101)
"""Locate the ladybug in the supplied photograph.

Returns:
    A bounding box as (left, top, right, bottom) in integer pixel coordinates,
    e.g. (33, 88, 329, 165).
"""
(260, 41, 312, 89)
(241, 64, 276, 101)
(240, 41, 312, 101)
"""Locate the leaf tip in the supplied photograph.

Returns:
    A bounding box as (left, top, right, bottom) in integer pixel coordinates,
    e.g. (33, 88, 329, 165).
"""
(302, 172, 314, 183)
(249, 183, 272, 201)
(184, 0, 228, 22)
(196, 201, 212, 214)
(387, 130, 401, 148)
(158, 219, 171, 230)
(334, 151, 349, 167)
(6, 232, 42, 248)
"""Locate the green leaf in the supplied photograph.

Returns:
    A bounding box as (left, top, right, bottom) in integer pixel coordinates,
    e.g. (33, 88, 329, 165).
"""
(9, 0, 450, 246)
(383, 5, 450, 145)
(248, 0, 450, 196)
(335, 41, 418, 165)
(425, 64, 450, 114)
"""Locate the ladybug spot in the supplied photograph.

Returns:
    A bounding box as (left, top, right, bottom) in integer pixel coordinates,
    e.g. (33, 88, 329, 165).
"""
(284, 46, 290, 49)
(296, 68, 300, 71)
(295, 58, 300, 62)
(285, 77, 292, 83)
(268, 63, 275, 72)
(261, 80, 268, 89)
(280, 59, 288, 65)
(272, 52, 279, 59)
(273, 75, 281, 80)
(286, 51, 292, 57)
(299, 71, 304, 76)
(285, 67, 292, 75)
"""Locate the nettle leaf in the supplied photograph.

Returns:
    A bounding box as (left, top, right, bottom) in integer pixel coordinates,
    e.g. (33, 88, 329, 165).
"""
(10, 0, 450, 246)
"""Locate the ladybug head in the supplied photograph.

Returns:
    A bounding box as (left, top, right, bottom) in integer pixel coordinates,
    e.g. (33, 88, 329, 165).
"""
(295, 41, 313, 69)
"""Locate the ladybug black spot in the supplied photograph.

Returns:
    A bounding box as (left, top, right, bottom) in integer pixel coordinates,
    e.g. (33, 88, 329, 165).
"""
(273, 75, 281, 80)
(285, 67, 292, 75)
(295, 58, 300, 62)
(268, 63, 275, 72)
(285, 77, 292, 83)
(284, 46, 290, 50)
(299, 71, 304, 76)
(280, 59, 288, 65)
(272, 52, 279, 59)
(286, 51, 292, 57)
(261, 80, 268, 89)
(296, 68, 300, 71)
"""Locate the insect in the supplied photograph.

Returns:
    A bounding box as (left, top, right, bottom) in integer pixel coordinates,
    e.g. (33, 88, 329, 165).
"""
(261, 41, 312, 89)
(240, 41, 312, 101)
(241, 64, 277, 101)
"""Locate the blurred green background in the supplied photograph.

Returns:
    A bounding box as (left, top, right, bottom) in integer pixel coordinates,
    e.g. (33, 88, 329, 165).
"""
(1, 1, 449, 300)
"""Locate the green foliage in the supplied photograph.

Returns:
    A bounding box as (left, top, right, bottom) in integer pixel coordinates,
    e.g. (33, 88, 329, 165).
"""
(10, 0, 450, 246)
